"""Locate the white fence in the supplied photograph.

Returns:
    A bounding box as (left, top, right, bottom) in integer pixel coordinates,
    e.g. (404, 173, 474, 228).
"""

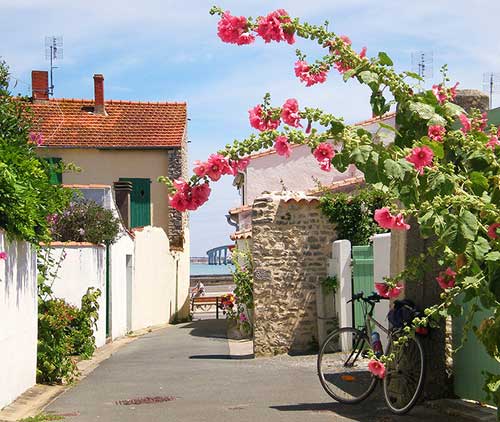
(321, 234, 391, 348)
(0, 231, 37, 410)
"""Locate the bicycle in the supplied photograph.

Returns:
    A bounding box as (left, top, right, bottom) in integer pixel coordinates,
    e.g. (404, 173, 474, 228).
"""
(317, 291, 425, 415)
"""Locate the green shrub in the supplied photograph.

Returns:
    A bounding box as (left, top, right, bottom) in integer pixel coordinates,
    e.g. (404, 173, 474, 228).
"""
(319, 188, 389, 245)
(0, 60, 71, 243)
(37, 298, 78, 384)
(49, 200, 120, 244)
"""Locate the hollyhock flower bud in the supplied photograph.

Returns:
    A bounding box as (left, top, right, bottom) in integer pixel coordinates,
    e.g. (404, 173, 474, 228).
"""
(436, 267, 456, 290)
(459, 114, 471, 133)
(428, 125, 446, 142)
(406, 146, 434, 175)
(274, 135, 292, 158)
(449, 82, 459, 101)
(29, 132, 44, 146)
(488, 223, 500, 240)
(486, 135, 500, 149)
(217, 11, 255, 45)
(368, 359, 386, 379)
(359, 47, 367, 59)
(0, 251, 7, 260)
(256, 9, 295, 44)
(281, 98, 302, 128)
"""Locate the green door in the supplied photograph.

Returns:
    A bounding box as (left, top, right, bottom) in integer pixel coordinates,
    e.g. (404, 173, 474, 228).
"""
(352, 245, 374, 330)
(453, 298, 498, 405)
(44, 157, 62, 184)
(119, 178, 151, 228)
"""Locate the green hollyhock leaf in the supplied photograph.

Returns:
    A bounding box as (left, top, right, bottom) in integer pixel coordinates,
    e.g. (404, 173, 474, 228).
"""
(486, 251, 500, 262)
(422, 138, 444, 159)
(443, 102, 465, 118)
(409, 102, 436, 120)
(470, 171, 489, 195)
(459, 209, 479, 241)
(359, 70, 379, 85)
(404, 71, 424, 81)
(474, 236, 491, 260)
(378, 51, 393, 66)
(383, 159, 405, 180)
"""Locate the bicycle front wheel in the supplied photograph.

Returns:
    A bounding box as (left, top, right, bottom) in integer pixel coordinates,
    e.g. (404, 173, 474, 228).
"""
(317, 327, 378, 404)
(383, 334, 425, 414)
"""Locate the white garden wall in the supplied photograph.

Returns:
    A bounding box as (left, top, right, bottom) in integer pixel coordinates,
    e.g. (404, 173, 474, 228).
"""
(0, 231, 37, 410)
(46, 243, 107, 348)
(132, 226, 190, 330)
(109, 232, 134, 339)
(373, 233, 391, 347)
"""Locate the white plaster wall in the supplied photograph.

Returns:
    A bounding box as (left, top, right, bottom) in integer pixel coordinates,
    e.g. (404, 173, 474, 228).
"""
(172, 226, 191, 320)
(47, 245, 107, 348)
(109, 232, 134, 339)
(245, 145, 361, 205)
(373, 233, 391, 347)
(132, 227, 175, 330)
(0, 231, 37, 410)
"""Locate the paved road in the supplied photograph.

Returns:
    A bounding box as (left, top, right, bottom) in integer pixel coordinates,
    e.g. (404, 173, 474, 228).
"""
(46, 320, 469, 422)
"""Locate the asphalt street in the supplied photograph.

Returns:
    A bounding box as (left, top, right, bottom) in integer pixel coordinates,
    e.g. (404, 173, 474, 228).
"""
(45, 320, 471, 422)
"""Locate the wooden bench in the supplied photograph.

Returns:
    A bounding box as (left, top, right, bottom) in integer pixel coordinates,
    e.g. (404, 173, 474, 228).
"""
(191, 296, 221, 319)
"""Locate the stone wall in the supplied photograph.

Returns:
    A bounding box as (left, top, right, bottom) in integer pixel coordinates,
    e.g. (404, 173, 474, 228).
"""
(251, 192, 337, 356)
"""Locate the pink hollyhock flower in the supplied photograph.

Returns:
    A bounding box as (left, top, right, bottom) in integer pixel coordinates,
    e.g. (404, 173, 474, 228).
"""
(313, 142, 335, 162)
(428, 125, 446, 142)
(294, 61, 328, 87)
(359, 47, 367, 59)
(374, 207, 396, 229)
(239, 313, 248, 323)
(274, 135, 292, 158)
(229, 158, 250, 175)
(436, 267, 456, 290)
(0, 251, 7, 260)
(406, 146, 434, 175)
(281, 98, 302, 128)
(217, 11, 255, 45)
(169, 191, 189, 212)
(392, 213, 411, 231)
(339, 35, 352, 45)
(249, 104, 280, 132)
(375, 282, 404, 298)
(368, 359, 386, 379)
(486, 135, 500, 149)
(432, 84, 447, 104)
(193, 160, 209, 178)
(191, 183, 211, 208)
(459, 113, 471, 133)
(256, 9, 295, 44)
(29, 132, 44, 146)
(334, 61, 352, 74)
(479, 112, 488, 131)
(449, 82, 459, 101)
(206, 153, 231, 181)
(488, 223, 500, 240)
(313, 143, 335, 172)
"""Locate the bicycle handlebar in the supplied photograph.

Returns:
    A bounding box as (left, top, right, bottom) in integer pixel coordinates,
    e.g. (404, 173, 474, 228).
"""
(347, 291, 388, 304)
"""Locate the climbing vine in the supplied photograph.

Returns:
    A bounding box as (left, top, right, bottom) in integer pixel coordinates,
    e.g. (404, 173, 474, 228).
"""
(158, 7, 500, 407)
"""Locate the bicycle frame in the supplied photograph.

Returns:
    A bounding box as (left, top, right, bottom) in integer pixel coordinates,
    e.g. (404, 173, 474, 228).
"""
(358, 298, 392, 355)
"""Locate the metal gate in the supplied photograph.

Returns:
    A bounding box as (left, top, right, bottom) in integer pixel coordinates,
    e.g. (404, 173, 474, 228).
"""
(453, 298, 498, 405)
(352, 245, 374, 330)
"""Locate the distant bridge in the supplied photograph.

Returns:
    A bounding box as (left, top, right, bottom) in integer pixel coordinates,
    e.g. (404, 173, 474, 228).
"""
(206, 245, 233, 265)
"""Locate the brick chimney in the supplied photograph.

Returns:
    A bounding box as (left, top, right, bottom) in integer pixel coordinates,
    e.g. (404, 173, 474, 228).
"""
(93, 74, 106, 115)
(31, 70, 49, 101)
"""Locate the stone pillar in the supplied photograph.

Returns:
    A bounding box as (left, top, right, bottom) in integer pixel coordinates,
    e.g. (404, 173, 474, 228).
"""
(167, 133, 188, 248)
(113, 181, 133, 229)
(390, 89, 490, 399)
(251, 192, 337, 356)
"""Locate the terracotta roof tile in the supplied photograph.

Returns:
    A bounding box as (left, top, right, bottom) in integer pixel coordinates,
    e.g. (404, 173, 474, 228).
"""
(230, 229, 252, 240)
(29, 98, 187, 148)
(308, 176, 365, 196)
(228, 204, 253, 215)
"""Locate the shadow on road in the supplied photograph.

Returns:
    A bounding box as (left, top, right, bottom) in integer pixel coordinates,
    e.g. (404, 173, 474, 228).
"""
(178, 319, 228, 340)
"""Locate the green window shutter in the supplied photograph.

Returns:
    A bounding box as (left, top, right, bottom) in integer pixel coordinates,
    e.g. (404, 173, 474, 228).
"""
(44, 157, 62, 185)
(119, 178, 151, 228)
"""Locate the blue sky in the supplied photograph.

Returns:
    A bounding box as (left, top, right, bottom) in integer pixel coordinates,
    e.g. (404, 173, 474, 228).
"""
(2, 0, 500, 256)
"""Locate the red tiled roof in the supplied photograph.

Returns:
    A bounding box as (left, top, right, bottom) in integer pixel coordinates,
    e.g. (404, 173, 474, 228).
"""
(230, 229, 252, 241)
(308, 176, 365, 196)
(30, 98, 187, 148)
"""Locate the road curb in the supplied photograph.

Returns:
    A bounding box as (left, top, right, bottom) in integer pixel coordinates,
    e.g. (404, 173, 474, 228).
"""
(0, 324, 170, 422)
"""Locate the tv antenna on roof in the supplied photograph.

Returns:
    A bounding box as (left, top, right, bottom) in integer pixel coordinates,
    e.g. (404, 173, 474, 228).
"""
(45, 36, 63, 96)
(482, 72, 500, 109)
(411, 51, 433, 90)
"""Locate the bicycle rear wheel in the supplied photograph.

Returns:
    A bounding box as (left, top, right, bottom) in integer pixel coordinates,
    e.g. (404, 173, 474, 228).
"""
(317, 327, 378, 404)
(383, 334, 425, 414)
